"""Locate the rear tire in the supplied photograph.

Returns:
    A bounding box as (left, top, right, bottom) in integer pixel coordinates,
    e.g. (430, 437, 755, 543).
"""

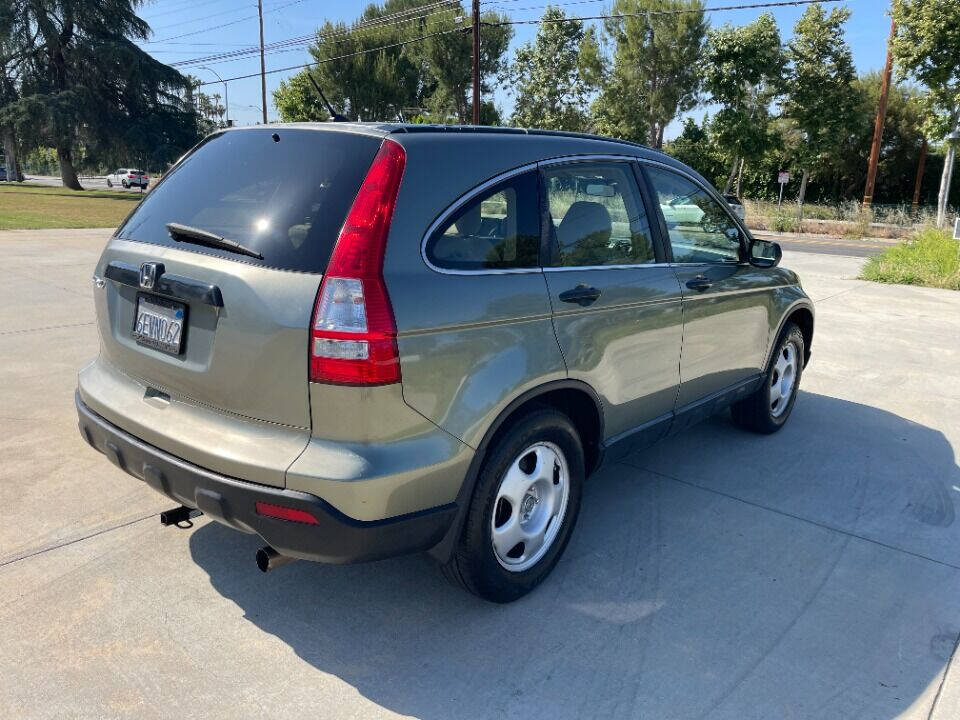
(732, 322, 805, 434)
(443, 407, 584, 603)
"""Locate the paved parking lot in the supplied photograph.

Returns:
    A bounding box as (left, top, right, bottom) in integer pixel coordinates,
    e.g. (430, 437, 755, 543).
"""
(2, 229, 959, 719)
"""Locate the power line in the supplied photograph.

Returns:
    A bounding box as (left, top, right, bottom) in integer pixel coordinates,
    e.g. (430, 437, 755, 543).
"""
(151, 5, 264, 32)
(193, 26, 469, 86)
(175, 9, 461, 67)
(167, 1, 461, 67)
(184, 0, 842, 89)
(482, 0, 843, 25)
(151, 0, 300, 30)
(143, 0, 235, 21)
(148, 0, 308, 43)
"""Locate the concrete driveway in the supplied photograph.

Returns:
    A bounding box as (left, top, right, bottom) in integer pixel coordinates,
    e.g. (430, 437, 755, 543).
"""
(2, 229, 959, 719)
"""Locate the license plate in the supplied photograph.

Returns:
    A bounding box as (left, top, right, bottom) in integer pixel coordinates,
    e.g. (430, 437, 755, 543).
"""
(133, 294, 186, 355)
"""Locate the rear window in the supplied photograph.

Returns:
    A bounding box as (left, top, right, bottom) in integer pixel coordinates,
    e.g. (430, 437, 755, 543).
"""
(116, 129, 382, 273)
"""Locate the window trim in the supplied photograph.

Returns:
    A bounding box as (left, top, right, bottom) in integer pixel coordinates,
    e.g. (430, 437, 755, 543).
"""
(538, 155, 669, 270)
(420, 162, 544, 276)
(637, 159, 751, 266)
(419, 153, 752, 276)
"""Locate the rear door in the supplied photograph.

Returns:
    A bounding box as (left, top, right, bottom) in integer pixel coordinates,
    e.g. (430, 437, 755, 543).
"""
(94, 128, 384, 431)
(642, 163, 772, 416)
(540, 158, 683, 450)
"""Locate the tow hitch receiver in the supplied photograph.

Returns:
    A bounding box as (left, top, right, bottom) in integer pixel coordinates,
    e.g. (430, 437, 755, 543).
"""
(160, 505, 202, 526)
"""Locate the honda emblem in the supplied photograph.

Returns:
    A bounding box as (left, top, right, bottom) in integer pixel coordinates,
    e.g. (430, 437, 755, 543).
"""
(139, 262, 159, 290)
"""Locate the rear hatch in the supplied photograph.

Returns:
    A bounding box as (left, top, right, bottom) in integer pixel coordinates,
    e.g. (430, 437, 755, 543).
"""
(92, 128, 383, 463)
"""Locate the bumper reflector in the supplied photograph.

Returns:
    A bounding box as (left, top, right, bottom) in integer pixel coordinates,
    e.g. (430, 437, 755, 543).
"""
(255, 501, 320, 525)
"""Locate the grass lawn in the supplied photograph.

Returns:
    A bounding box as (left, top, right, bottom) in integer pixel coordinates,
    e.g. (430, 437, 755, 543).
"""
(0, 183, 143, 230)
(861, 228, 960, 291)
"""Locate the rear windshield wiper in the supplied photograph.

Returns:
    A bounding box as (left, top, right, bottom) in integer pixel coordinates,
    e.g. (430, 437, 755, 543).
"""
(166, 222, 263, 260)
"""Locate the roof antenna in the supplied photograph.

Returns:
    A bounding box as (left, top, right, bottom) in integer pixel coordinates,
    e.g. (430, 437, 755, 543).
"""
(305, 71, 348, 122)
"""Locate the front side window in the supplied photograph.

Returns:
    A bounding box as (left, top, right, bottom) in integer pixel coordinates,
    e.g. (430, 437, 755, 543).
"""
(425, 170, 540, 271)
(646, 166, 742, 263)
(543, 162, 655, 267)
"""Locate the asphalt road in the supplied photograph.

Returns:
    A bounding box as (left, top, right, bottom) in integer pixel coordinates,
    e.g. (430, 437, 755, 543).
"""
(23, 174, 150, 192)
(753, 230, 899, 257)
(2, 230, 959, 719)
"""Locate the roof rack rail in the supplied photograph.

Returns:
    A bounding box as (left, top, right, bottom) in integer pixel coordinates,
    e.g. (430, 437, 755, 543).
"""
(388, 123, 656, 153)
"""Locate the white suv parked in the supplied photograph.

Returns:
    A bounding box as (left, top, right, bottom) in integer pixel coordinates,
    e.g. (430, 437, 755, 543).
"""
(106, 168, 149, 189)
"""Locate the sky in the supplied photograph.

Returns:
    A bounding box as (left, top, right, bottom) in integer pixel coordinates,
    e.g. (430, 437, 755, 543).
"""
(138, 0, 895, 137)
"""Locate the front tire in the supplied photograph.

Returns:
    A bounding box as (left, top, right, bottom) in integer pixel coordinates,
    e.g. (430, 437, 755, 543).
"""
(444, 407, 584, 603)
(732, 322, 805, 434)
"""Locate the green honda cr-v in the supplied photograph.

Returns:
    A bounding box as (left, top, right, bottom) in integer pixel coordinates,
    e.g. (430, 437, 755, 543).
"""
(77, 123, 813, 602)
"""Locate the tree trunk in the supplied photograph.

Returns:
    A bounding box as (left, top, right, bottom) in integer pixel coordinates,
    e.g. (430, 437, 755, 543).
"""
(57, 144, 83, 190)
(656, 124, 664, 150)
(2, 127, 19, 182)
(937, 142, 956, 229)
(722, 155, 739, 195)
(735, 157, 745, 198)
(796, 168, 810, 226)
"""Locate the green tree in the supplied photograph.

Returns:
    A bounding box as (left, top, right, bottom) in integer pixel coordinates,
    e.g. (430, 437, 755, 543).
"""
(782, 3, 859, 213)
(594, 0, 707, 148)
(0, 2, 26, 181)
(664, 117, 727, 186)
(273, 72, 330, 122)
(508, 8, 602, 131)
(703, 13, 785, 196)
(893, 0, 960, 226)
(412, 6, 512, 123)
(5, 0, 201, 189)
(274, 0, 511, 124)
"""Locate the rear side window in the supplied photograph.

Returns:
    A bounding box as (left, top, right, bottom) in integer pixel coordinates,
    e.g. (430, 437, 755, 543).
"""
(425, 170, 540, 271)
(116, 129, 382, 273)
(543, 162, 655, 267)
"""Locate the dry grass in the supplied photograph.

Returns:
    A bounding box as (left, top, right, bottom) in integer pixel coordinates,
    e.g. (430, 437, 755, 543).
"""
(743, 200, 936, 240)
(0, 183, 143, 230)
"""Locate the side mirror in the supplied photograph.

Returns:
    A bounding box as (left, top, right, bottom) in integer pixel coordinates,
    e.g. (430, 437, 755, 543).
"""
(748, 238, 782, 268)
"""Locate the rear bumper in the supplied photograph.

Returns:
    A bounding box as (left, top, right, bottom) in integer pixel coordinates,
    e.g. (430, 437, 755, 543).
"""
(76, 392, 457, 564)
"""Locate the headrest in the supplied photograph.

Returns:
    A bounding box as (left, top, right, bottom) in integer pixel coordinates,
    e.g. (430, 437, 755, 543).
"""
(454, 203, 483, 236)
(557, 201, 612, 250)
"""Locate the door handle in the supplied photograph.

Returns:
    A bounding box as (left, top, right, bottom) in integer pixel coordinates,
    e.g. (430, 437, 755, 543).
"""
(558, 284, 602, 306)
(685, 276, 712, 292)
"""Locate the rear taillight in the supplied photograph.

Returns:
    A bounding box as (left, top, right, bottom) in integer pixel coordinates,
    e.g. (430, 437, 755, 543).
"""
(309, 139, 405, 385)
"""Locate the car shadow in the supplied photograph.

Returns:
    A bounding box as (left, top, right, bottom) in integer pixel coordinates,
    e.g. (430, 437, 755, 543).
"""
(189, 391, 960, 719)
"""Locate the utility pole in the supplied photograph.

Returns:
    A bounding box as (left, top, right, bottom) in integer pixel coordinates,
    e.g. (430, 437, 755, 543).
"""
(912, 137, 927, 212)
(863, 17, 896, 208)
(471, 0, 480, 125)
(258, 0, 268, 124)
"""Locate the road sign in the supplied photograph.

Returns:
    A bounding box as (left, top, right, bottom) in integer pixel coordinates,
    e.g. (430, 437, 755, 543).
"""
(954, 216, 960, 240)
(777, 171, 790, 208)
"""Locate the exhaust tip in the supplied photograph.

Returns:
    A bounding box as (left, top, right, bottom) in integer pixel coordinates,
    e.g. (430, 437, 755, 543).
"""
(256, 545, 294, 573)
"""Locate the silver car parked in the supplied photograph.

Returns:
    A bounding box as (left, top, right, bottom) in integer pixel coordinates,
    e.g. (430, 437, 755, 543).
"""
(77, 124, 813, 602)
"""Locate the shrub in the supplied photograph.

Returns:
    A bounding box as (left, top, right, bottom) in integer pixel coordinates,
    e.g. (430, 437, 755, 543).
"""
(861, 229, 960, 291)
